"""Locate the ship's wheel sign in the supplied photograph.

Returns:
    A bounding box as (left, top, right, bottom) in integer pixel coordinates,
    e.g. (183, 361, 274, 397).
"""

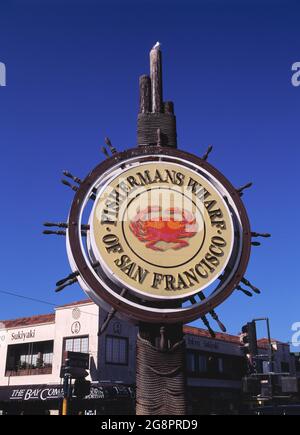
(90, 160, 234, 300)
(51, 145, 262, 325)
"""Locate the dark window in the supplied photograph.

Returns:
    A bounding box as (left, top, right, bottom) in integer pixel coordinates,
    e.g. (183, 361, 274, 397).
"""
(224, 358, 234, 375)
(63, 336, 89, 354)
(186, 351, 207, 375)
(105, 335, 128, 365)
(198, 355, 207, 372)
(5, 341, 53, 377)
(218, 358, 224, 373)
(186, 350, 245, 379)
(207, 355, 219, 375)
(187, 352, 197, 373)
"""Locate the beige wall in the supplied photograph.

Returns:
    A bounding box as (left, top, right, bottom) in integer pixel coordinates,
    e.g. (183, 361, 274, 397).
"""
(0, 302, 100, 386)
(0, 322, 55, 386)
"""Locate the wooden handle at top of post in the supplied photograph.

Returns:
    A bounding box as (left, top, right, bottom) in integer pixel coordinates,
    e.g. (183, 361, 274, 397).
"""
(150, 42, 163, 113)
(164, 101, 174, 114)
(139, 75, 151, 113)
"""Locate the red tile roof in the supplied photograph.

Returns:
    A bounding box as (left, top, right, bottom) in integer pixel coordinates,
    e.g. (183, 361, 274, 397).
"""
(183, 327, 287, 349)
(55, 299, 93, 309)
(0, 299, 93, 328)
(1, 313, 55, 328)
(183, 325, 240, 345)
(257, 338, 285, 347)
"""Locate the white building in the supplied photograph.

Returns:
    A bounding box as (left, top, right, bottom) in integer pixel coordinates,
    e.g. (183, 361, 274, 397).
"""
(0, 299, 137, 414)
(0, 299, 137, 388)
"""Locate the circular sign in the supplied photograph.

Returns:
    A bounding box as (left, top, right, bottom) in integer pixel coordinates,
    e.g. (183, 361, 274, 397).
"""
(66, 146, 251, 324)
(89, 161, 234, 300)
(71, 321, 81, 334)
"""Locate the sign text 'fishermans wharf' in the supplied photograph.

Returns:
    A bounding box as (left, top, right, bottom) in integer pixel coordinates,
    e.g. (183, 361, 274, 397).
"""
(90, 162, 234, 299)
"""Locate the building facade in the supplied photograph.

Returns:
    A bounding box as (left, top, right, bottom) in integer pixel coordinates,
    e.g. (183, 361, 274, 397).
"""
(0, 299, 296, 414)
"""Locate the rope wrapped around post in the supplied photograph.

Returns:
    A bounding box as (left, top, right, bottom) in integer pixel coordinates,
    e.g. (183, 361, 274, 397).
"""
(136, 327, 187, 415)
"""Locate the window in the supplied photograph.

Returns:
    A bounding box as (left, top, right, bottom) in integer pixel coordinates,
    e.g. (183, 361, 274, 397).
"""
(105, 336, 128, 365)
(263, 361, 270, 374)
(43, 351, 53, 365)
(218, 358, 224, 373)
(198, 355, 207, 372)
(186, 352, 207, 375)
(187, 352, 196, 373)
(5, 341, 53, 376)
(63, 336, 89, 354)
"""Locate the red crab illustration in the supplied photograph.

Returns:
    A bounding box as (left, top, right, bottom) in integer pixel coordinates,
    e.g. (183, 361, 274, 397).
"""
(129, 206, 198, 251)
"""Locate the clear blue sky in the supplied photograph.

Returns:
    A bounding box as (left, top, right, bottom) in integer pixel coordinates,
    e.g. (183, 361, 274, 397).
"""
(0, 0, 299, 348)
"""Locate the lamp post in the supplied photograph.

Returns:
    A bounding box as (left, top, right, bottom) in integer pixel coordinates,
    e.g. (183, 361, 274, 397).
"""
(253, 317, 274, 400)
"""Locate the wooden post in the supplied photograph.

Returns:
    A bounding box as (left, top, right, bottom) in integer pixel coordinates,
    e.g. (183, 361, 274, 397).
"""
(163, 101, 174, 114)
(150, 42, 163, 113)
(137, 44, 177, 147)
(139, 75, 151, 113)
(136, 44, 185, 413)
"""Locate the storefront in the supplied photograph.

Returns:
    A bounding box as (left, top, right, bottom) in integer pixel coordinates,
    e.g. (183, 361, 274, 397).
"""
(0, 383, 135, 415)
(0, 299, 296, 415)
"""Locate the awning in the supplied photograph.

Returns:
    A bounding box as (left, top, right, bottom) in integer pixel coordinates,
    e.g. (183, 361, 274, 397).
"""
(0, 383, 134, 402)
(0, 385, 64, 402)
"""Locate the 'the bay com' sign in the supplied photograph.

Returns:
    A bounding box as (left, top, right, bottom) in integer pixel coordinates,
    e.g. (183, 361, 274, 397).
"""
(90, 161, 234, 300)
(10, 387, 64, 401)
(1, 385, 132, 401)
